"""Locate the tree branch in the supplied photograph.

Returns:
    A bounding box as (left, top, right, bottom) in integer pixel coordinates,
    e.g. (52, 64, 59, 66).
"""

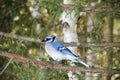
(38, 1, 114, 12)
(0, 32, 120, 47)
(0, 50, 119, 74)
(0, 32, 42, 43)
(0, 50, 105, 73)
(60, 3, 112, 12)
(82, 47, 110, 58)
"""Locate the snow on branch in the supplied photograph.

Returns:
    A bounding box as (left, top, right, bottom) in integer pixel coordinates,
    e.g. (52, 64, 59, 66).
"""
(0, 32, 120, 47)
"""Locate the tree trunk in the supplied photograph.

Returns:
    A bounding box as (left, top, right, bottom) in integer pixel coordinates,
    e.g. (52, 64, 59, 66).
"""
(85, 13, 95, 80)
(29, 0, 41, 35)
(106, 14, 113, 80)
(60, 0, 78, 59)
(60, 0, 79, 79)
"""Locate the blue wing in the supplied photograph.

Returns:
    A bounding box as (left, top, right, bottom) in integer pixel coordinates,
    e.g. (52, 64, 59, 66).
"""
(51, 39, 77, 57)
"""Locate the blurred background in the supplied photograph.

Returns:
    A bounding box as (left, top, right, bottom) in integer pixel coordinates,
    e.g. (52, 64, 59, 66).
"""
(0, 0, 120, 80)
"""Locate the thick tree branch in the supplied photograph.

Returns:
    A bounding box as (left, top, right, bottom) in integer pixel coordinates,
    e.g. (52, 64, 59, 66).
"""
(0, 51, 119, 74)
(0, 50, 105, 73)
(0, 32, 120, 47)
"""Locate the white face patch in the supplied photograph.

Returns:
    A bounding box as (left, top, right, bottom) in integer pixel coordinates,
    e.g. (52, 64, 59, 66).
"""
(45, 36, 56, 43)
(45, 38, 53, 43)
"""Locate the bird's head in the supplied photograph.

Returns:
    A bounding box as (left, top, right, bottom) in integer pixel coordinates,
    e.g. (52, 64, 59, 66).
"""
(42, 35, 56, 43)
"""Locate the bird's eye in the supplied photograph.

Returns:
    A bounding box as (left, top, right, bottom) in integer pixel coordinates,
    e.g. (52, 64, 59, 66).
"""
(45, 36, 56, 42)
(46, 38, 51, 41)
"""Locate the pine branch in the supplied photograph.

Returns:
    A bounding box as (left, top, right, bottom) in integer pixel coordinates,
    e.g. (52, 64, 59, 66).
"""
(60, 3, 112, 12)
(0, 50, 119, 74)
(38, 1, 114, 12)
(0, 32, 42, 43)
(0, 32, 120, 47)
(0, 50, 105, 73)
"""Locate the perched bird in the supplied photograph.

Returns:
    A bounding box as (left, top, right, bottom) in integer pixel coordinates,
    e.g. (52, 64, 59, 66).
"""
(42, 35, 90, 67)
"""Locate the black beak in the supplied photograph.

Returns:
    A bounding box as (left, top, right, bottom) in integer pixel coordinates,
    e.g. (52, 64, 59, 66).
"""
(41, 39, 46, 42)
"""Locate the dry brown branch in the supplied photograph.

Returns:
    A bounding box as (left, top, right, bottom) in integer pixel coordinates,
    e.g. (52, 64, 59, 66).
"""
(0, 50, 105, 73)
(0, 32, 120, 47)
(0, 51, 119, 74)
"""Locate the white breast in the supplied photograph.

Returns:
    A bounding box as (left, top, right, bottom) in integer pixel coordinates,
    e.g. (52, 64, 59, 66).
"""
(45, 44, 65, 61)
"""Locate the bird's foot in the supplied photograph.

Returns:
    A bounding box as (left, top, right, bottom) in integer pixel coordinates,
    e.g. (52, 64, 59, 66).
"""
(49, 60, 58, 68)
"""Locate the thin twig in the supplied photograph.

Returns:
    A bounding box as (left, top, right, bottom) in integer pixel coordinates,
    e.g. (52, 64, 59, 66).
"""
(27, 60, 30, 80)
(82, 47, 110, 58)
(0, 58, 13, 76)
(0, 32, 42, 43)
(38, 1, 115, 12)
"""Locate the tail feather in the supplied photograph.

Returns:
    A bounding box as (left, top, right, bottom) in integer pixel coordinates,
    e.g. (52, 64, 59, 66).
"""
(77, 59, 90, 68)
(65, 54, 90, 67)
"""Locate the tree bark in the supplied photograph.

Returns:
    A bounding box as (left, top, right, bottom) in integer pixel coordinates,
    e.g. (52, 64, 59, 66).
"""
(85, 13, 95, 80)
(60, 0, 79, 79)
(106, 14, 113, 80)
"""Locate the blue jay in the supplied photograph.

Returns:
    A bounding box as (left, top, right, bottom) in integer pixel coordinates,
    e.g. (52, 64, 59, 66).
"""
(42, 35, 90, 67)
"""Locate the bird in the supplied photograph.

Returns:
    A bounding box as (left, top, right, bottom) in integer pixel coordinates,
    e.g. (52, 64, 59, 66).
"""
(42, 35, 90, 68)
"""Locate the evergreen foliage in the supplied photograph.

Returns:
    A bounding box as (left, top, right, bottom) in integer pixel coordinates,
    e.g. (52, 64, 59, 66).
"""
(0, 0, 120, 80)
